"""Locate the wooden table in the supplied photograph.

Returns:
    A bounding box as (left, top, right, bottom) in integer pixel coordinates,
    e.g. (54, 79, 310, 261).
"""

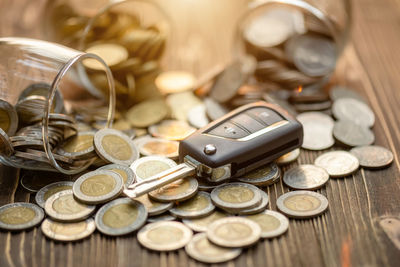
(0, 0, 399, 266)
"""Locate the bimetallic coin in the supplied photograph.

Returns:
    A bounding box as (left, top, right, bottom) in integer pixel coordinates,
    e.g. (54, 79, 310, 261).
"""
(314, 151, 359, 177)
(244, 210, 289, 239)
(237, 190, 269, 215)
(149, 177, 199, 203)
(125, 99, 168, 128)
(276, 148, 300, 165)
(155, 71, 196, 94)
(45, 190, 95, 222)
(94, 128, 139, 166)
(185, 233, 242, 263)
(137, 137, 179, 159)
(0, 128, 14, 156)
(187, 104, 209, 129)
(130, 156, 177, 182)
(147, 213, 176, 223)
(350, 145, 394, 169)
(98, 163, 135, 187)
(148, 120, 196, 141)
(84, 43, 129, 70)
(332, 98, 375, 127)
(0, 99, 18, 136)
(297, 112, 334, 150)
(211, 182, 262, 212)
(333, 120, 375, 147)
(135, 194, 173, 216)
(35, 181, 74, 208)
(73, 170, 124, 204)
(0, 203, 44, 231)
(138, 221, 193, 251)
(207, 217, 261, 248)
(95, 198, 147, 236)
(170, 192, 215, 219)
(237, 163, 280, 186)
(276, 191, 328, 219)
(57, 131, 96, 160)
(41, 218, 96, 242)
(283, 165, 329, 190)
(182, 211, 228, 232)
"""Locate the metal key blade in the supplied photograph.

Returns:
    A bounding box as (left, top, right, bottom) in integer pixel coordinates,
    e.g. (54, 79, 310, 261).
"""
(123, 163, 196, 198)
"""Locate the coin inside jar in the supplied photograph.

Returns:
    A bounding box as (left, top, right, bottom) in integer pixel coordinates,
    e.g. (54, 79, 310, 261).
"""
(283, 164, 329, 190)
(149, 177, 198, 203)
(41, 218, 96, 242)
(57, 131, 96, 160)
(0, 99, 18, 136)
(350, 145, 394, 169)
(137, 221, 193, 251)
(170, 192, 215, 219)
(137, 137, 179, 159)
(237, 163, 280, 186)
(35, 181, 74, 208)
(0, 203, 44, 231)
(0, 128, 14, 156)
(148, 120, 196, 141)
(130, 156, 177, 182)
(134, 194, 173, 216)
(244, 210, 289, 239)
(314, 151, 359, 177)
(84, 43, 129, 70)
(98, 163, 135, 187)
(182, 211, 228, 232)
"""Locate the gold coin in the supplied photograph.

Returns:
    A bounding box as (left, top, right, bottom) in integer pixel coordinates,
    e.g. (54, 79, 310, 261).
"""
(0, 203, 44, 231)
(148, 120, 196, 141)
(244, 210, 289, 238)
(276, 191, 329, 218)
(84, 43, 129, 70)
(125, 99, 168, 128)
(134, 194, 173, 216)
(0, 99, 18, 136)
(35, 181, 74, 208)
(170, 192, 215, 219)
(276, 148, 300, 165)
(155, 71, 196, 94)
(149, 177, 198, 203)
(57, 131, 96, 160)
(131, 156, 177, 182)
(41, 218, 96, 241)
(182, 211, 228, 232)
(166, 91, 202, 122)
(137, 137, 179, 159)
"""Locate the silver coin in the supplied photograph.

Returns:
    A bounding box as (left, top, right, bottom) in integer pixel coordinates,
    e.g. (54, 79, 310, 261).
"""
(170, 192, 215, 219)
(297, 112, 334, 150)
(350, 145, 394, 169)
(95, 198, 147, 236)
(98, 163, 135, 187)
(149, 177, 198, 203)
(182, 211, 229, 232)
(276, 148, 300, 165)
(204, 98, 229, 121)
(211, 182, 262, 212)
(244, 210, 289, 239)
(44, 189, 95, 222)
(332, 98, 375, 127)
(147, 213, 177, 223)
(185, 233, 242, 263)
(130, 156, 177, 182)
(0, 202, 44, 231)
(135, 194, 173, 216)
(138, 221, 193, 251)
(237, 189, 269, 215)
(237, 163, 280, 186)
(73, 170, 124, 204)
(0, 128, 14, 156)
(35, 181, 74, 208)
(0, 99, 18, 136)
(333, 120, 375, 147)
(283, 164, 329, 190)
(277, 190, 329, 219)
(41, 218, 96, 242)
(187, 104, 209, 129)
(206, 217, 261, 248)
(329, 86, 367, 103)
(314, 151, 359, 177)
(94, 128, 139, 166)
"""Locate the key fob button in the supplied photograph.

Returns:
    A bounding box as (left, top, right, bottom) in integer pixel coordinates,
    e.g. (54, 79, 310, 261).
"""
(229, 113, 265, 133)
(245, 107, 283, 126)
(207, 122, 249, 139)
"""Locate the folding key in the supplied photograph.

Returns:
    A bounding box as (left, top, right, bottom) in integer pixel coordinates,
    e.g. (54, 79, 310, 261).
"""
(124, 101, 303, 198)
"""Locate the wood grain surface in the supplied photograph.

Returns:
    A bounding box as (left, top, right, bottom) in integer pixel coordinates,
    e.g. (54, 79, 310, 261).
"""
(0, 0, 399, 266)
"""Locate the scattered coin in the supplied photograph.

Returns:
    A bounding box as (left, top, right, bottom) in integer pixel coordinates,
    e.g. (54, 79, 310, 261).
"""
(149, 177, 198, 202)
(94, 128, 139, 166)
(185, 233, 242, 263)
(329, 86, 366, 103)
(182, 211, 228, 232)
(204, 98, 229, 121)
(237, 163, 280, 186)
(73, 170, 124, 204)
(237, 189, 269, 215)
(283, 164, 329, 190)
(207, 217, 261, 248)
(135, 194, 173, 216)
(44, 190, 95, 222)
(297, 112, 334, 150)
(314, 151, 359, 177)
(130, 156, 177, 182)
(276, 148, 300, 165)
(57, 131, 96, 160)
(332, 98, 375, 127)
(333, 120, 374, 147)
(276, 190, 328, 218)
(35, 181, 74, 208)
(187, 104, 209, 129)
(211, 182, 262, 212)
(84, 43, 129, 70)
(0, 128, 14, 156)
(98, 163, 135, 187)
(148, 120, 196, 141)
(166, 91, 202, 122)
(95, 198, 147, 236)
(147, 213, 177, 223)
(136, 137, 179, 159)
(125, 99, 168, 128)
(244, 210, 289, 238)
(0, 203, 44, 231)
(197, 179, 222, 192)
(350, 145, 394, 169)
(155, 71, 196, 94)
(41, 218, 96, 242)
(138, 221, 193, 251)
(0, 99, 18, 136)
(170, 192, 215, 219)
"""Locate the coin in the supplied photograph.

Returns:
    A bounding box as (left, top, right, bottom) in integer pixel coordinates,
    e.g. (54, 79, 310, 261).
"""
(0, 128, 14, 156)
(35, 181, 74, 208)
(125, 99, 168, 128)
(237, 189, 269, 215)
(0, 99, 18, 136)
(182, 211, 228, 232)
(130, 156, 177, 182)
(18, 83, 64, 114)
(204, 98, 229, 121)
(94, 128, 139, 166)
(149, 177, 198, 203)
(187, 104, 209, 129)
(207, 217, 261, 248)
(73, 170, 124, 204)
(185, 233, 242, 263)
(211, 182, 262, 212)
(350, 145, 394, 169)
(332, 98, 375, 127)
(135, 194, 173, 216)
(0, 203, 44, 231)
(283, 165, 329, 190)
(155, 71, 196, 94)
(95, 198, 147, 236)
(276, 148, 300, 165)
(57, 131, 96, 160)
(314, 151, 359, 177)
(197, 179, 222, 192)
(170, 192, 215, 219)
(98, 163, 135, 187)
(244, 210, 289, 238)
(137, 137, 179, 159)
(147, 213, 176, 223)
(329, 86, 367, 103)
(333, 120, 375, 147)
(84, 43, 129, 70)
(148, 120, 196, 141)
(276, 190, 328, 218)
(237, 163, 280, 186)
(138, 221, 193, 251)
(297, 112, 334, 150)
(45, 190, 95, 222)
(41, 218, 96, 241)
